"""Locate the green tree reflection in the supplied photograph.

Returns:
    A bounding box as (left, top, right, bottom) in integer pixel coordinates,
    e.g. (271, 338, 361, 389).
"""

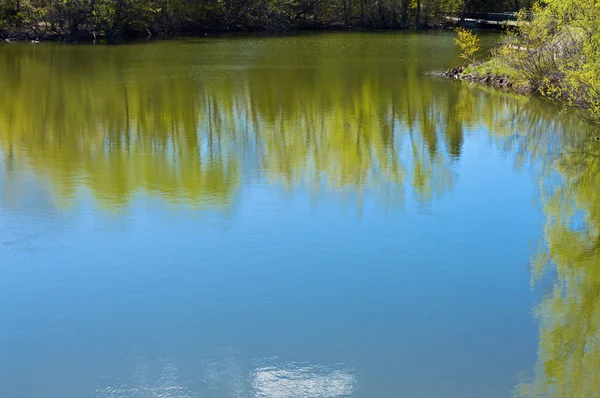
(2, 38, 599, 395)
(518, 127, 600, 397)
(0, 40, 578, 213)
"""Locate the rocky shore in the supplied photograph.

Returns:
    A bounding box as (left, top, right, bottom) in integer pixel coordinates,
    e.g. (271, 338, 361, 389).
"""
(430, 66, 530, 93)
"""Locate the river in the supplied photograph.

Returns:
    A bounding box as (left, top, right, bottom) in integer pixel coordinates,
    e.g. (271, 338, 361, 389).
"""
(0, 32, 598, 398)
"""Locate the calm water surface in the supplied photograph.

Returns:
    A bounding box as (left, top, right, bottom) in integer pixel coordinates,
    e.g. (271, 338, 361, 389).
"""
(1, 32, 599, 398)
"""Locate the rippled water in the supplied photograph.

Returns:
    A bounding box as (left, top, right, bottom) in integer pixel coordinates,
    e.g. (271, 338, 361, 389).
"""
(1, 32, 599, 398)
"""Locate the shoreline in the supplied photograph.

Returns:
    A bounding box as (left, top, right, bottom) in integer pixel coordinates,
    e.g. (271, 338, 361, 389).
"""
(429, 65, 531, 93)
(431, 65, 600, 130)
(0, 24, 455, 44)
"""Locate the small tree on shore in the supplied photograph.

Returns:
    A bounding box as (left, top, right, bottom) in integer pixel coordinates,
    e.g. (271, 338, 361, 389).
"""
(454, 27, 480, 64)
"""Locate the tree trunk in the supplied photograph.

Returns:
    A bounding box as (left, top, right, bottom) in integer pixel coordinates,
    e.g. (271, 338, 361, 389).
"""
(360, 0, 364, 27)
(401, 0, 408, 29)
(515, 0, 520, 11)
(415, 0, 420, 28)
(348, 0, 352, 27)
(344, 0, 352, 27)
(460, 0, 473, 21)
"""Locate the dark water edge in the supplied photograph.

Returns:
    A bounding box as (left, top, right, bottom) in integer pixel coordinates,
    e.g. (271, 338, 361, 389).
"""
(1, 23, 457, 43)
(1, 20, 508, 44)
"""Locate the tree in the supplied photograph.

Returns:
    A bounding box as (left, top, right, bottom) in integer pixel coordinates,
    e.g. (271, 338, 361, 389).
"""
(454, 27, 480, 64)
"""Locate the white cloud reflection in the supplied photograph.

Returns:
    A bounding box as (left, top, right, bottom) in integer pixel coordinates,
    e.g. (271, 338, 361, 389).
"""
(94, 354, 200, 398)
(94, 351, 356, 398)
(252, 363, 356, 398)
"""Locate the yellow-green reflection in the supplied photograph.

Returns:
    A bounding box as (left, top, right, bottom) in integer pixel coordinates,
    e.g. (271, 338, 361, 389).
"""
(0, 35, 571, 212)
(516, 126, 600, 396)
(2, 33, 599, 396)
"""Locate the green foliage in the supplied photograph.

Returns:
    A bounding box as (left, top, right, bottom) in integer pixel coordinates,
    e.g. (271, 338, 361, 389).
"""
(480, 2, 600, 395)
(454, 27, 480, 63)
(461, 45, 529, 88)
(0, 0, 529, 39)
(490, 0, 600, 125)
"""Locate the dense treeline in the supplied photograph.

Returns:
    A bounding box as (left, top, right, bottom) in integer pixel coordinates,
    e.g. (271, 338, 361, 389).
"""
(0, 0, 524, 40)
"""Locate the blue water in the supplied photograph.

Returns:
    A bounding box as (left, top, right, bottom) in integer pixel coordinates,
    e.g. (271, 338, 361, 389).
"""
(0, 33, 574, 398)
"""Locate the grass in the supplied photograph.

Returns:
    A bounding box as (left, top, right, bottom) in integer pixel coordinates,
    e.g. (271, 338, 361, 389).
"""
(463, 56, 529, 88)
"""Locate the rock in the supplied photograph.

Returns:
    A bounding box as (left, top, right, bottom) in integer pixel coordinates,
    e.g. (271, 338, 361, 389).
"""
(433, 66, 525, 93)
(436, 65, 521, 91)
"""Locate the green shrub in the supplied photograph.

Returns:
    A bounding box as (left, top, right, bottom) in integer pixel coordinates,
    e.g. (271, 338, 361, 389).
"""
(454, 27, 480, 64)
